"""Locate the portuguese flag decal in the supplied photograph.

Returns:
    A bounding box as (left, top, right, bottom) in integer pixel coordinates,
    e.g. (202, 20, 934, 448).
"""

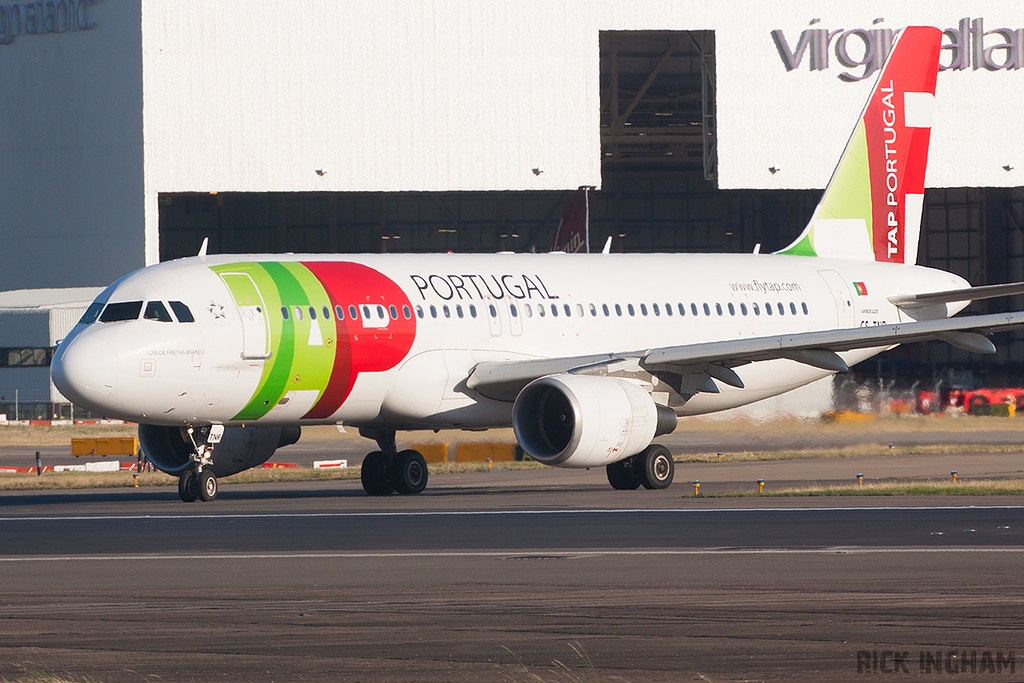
(853, 282, 869, 296)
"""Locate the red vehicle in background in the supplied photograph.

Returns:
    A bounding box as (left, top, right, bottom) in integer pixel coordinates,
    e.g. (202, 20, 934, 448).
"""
(923, 388, 1024, 415)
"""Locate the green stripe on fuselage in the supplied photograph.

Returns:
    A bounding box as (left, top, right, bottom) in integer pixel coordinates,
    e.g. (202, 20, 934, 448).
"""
(212, 262, 335, 421)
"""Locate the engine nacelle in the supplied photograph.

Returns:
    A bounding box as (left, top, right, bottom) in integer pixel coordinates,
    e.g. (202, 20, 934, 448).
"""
(512, 374, 676, 468)
(138, 424, 301, 477)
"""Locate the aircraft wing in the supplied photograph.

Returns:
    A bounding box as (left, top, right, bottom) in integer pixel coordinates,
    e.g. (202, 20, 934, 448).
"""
(466, 311, 1024, 401)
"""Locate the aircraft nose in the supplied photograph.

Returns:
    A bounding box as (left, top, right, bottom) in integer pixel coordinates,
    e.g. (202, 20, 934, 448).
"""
(51, 334, 118, 404)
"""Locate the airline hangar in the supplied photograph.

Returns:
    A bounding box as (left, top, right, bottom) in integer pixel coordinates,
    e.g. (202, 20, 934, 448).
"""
(1, 1, 1024, 416)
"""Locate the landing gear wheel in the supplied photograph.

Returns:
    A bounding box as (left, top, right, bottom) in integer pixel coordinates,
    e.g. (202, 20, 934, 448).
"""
(198, 470, 218, 502)
(606, 458, 641, 490)
(178, 472, 198, 503)
(638, 444, 674, 490)
(389, 449, 428, 495)
(361, 451, 395, 496)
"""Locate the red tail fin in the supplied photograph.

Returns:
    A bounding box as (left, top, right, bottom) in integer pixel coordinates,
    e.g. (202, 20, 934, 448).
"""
(551, 187, 592, 253)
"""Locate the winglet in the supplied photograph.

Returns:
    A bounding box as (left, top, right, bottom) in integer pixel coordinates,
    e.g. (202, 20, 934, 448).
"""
(777, 26, 942, 265)
(198, 237, 209, 259)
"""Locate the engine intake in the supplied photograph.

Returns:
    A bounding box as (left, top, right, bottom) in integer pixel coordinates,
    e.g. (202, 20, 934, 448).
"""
(138, 424, 300, 477)
(512, 374, 676, 468)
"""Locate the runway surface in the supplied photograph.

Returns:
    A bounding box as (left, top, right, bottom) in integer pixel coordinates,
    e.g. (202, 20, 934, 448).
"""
(2, 464, 1024, 682)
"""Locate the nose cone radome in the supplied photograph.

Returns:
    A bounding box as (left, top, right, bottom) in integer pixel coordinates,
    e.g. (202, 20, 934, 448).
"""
(52, 334, 118, 408)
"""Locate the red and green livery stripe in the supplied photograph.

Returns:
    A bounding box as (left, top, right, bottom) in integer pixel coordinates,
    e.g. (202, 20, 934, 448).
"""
(211, 261, 416, 421)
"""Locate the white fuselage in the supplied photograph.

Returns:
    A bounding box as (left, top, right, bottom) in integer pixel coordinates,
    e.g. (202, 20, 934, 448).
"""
(51, 252, 969, 431)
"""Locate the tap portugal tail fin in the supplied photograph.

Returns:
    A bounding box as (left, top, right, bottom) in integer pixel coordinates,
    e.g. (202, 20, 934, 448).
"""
(777, 25, 941, 265)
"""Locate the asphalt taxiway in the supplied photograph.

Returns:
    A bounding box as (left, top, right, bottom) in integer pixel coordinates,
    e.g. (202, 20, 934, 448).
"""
(2, 458, 1024, 682)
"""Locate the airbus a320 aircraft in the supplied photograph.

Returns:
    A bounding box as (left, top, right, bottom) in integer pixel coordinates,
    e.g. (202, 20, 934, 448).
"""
(52, 26, 1024, 502)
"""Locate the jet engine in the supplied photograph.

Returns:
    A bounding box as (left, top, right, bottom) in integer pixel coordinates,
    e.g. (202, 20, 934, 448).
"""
(138, 424, 301, 477)
(512, 374, 676, 468)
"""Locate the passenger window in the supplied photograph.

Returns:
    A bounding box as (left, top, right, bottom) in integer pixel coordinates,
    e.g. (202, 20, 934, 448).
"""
(349, 305, 358, 320)
(562, 304, 570, 317)
(377, 305, 386, 319)
(702, 303, 711, 316)
(456, 305, 464, 318)
(715, 303, 723, 316)
(294, 306, 304, 321)
(524, 304, 532, 318)
(79, 301, 104, 325)
(443, 305, 451, 318)
(802, 302, 809, 314)
(362, 305, 371, 319)
(281, 306, 290, 320)
(144, 301, 173, 322)
(728, 303, 735, 316)
(790, 302, 797, 315)
(335, 305, 344, 320)
(627, 304, 635, 316)
(489, 304, 497, 318)
(510, 304, 518, 318)
(665, 303, 672, 317)
(753, 303, 760, 315)
(653, 303, 660, 316)
(741, 303, 748, 316)
(322, 306, 331, 320)
(589, 303, 597, 316)
(415, 305, 424, 319)
(430, 305, 437, 318)
(640, 304, 648, 316)
(470, 304, 478, 318)
(691, 303, 698, 316)
(309, 306, 317, 320)
(602, 304, 610, 316)
(615, 304, 622, 317)
(402, 305, 411, 319)
(765, 302, 773, 315)
(551, 304, 558, 317)
(777, 302, 785, 315)
(576, 303, 584, 317)
(538, 305, 545, 317)
(677, 303, 684, 316)
(390, 305, 398, 320)
(100, 301, 143, 323)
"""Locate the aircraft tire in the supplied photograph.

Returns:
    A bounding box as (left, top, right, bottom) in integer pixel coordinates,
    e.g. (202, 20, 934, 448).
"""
(198, 470, 218, 502)
(390, 449, 428, 495)
(361, 451, 395, 496)
(606, 458, 641, 490)
(178, 472, 198, 503)
(639, 444, 674, 490)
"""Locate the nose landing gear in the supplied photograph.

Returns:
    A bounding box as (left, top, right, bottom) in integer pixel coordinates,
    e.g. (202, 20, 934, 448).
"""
(177, 425, 223, 503)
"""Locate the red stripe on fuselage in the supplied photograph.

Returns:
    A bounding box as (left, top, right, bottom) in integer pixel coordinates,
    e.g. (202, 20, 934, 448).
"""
(301, 262, 417, 419)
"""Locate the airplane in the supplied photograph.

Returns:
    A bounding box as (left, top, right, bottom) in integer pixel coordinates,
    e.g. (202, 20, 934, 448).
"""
(51, 26, 1024, 502)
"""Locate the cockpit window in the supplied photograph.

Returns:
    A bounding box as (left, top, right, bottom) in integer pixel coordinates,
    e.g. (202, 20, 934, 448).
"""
(78, 301, 105, 326)
(144, 301, 174, 322)
(99, 301, 143, 323)
(169, 301, 195, 323)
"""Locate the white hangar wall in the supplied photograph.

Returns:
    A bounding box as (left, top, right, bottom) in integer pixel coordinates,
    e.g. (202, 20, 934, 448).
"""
(2, 1, 1022, 291)
(139, 1, 602, 264)
(0, 1, 145, 290)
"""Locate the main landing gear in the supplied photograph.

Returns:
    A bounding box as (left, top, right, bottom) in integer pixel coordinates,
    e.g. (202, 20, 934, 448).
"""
(606, 444, 674, 491)
(359, 429, 428, 496)
(177, 425, 223, 503)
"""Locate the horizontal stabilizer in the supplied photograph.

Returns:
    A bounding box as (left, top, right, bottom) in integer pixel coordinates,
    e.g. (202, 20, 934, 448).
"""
(888, 281, 1024, 307)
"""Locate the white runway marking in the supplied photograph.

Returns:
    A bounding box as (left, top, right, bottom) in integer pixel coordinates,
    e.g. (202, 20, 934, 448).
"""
(2, 548, 1024, 562)
(2, 505, 1023, 523)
